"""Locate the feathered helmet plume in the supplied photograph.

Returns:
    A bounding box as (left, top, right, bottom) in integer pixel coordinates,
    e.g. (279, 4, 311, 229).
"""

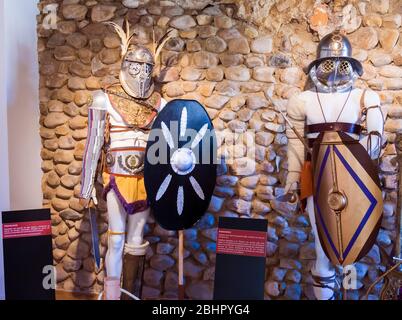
(104, 18, 176, 62)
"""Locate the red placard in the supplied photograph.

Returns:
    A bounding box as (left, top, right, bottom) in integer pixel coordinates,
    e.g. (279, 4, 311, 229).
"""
(216, 228, 267, 257)
(2, 220, 51, 239)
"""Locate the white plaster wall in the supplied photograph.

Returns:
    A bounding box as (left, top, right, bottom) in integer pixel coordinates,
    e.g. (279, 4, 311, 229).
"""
(0, 0, 41, 300)
(0, 2, 9, 211)
(5, 0, 41, 211)
(0, 0, 8, 301)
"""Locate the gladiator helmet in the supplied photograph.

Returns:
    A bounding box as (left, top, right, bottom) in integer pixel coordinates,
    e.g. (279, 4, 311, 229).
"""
(307, 31, 363, 92)
(105, 20, 174, 99)
(120, 46, 155, 99)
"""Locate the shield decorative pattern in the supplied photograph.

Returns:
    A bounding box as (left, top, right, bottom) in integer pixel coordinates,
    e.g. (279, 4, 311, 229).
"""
(144, 99, 217, 230)
(312, 131, 383, 266)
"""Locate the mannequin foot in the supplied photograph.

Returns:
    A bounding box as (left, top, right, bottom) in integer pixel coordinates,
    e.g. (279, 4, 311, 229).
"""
(311, 266, 339, 300)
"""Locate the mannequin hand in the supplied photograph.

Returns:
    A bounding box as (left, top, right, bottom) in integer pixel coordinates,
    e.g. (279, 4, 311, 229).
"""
(79, 197, 91, 208)
(359, 134, 382, 160)
(284, 171, 300, 194)
(91, 188, 98, 206)
(79, 188, 98, 208)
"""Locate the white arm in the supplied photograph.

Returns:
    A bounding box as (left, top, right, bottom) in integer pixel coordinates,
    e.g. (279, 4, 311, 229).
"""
(79, 90, 108, 199)
(285, 93, 306, 191)
(359, 90, 384, 159)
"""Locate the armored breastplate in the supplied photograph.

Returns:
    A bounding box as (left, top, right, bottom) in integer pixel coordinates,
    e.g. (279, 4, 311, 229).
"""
(105, 84, 161, 129)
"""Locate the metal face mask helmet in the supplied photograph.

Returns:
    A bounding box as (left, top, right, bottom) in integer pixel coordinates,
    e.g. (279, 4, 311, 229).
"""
(119, 46, 155, 99)
(307, 32, 363, 93)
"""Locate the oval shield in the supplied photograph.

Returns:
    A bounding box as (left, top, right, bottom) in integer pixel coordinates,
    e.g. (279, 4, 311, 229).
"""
(144, 99, 217, 230)
(312, 131, 383, 266)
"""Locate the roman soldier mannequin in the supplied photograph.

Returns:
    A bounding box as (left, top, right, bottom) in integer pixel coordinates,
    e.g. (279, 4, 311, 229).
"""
(285, 31, 385, 300)
(79, 22, 170, 300)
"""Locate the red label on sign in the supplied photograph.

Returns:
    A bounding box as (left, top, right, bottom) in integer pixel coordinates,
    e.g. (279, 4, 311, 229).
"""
(2, 220, 51, 239)
(216, 228, 267, 257)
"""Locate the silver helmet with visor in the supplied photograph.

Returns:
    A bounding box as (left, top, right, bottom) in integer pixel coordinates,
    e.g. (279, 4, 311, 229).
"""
(119, 46, 155, 99)
(307, 32, 363, 92)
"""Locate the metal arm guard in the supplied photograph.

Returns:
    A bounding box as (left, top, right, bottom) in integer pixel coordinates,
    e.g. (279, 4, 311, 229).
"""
(80, 106, 107, 199)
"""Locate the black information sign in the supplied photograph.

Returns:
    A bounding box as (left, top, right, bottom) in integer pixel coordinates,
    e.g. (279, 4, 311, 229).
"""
(213, 217, 268, 300)
(1, 209, 55, 300)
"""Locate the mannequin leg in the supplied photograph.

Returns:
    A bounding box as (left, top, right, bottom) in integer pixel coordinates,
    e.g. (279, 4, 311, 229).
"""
(126, 208, 150, 248)
(104, 190, 127, 300)
(306, 196, 337, 300)
(121, 208, 150, 299)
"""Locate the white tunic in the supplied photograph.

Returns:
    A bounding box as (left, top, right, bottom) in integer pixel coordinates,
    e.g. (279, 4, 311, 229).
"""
(286, 87, 384, 185)
(80, 89, 166, 199)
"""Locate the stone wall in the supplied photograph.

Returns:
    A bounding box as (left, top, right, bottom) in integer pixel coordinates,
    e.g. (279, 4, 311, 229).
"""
(37, 0, 402, 300)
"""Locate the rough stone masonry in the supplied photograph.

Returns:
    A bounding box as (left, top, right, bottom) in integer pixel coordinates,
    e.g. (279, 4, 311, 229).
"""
(37, 0, 402, 300)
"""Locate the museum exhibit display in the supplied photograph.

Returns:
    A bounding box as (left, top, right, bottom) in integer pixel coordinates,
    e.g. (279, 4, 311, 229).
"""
(1, 0, 402, 303)
(78, 18, 172, 300)
(285, 30, 385, 299)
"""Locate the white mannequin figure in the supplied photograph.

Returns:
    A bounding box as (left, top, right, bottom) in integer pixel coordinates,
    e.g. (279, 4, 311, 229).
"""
(79, 21, 172, 300)
(80, 88, 166, 300)
(286, 88, 383, 299)
(285, 32, 384, 300)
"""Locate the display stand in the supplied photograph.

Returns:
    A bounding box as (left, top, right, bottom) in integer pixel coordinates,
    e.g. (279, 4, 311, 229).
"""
(178, 230, 185, 300)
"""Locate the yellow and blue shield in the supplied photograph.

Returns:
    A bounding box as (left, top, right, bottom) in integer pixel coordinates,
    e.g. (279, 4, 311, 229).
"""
(312, 131, 383, 266)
